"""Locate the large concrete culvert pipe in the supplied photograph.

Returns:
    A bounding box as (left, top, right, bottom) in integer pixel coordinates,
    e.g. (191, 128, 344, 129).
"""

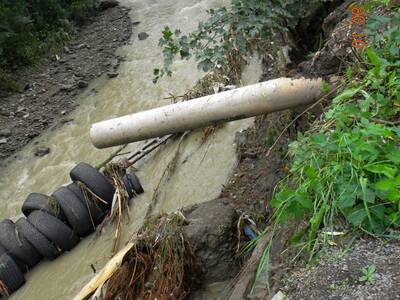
(90, 77, 323, 148)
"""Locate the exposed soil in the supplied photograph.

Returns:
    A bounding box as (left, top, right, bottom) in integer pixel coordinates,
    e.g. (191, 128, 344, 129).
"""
(0, 4, 134, 163)
(283, 239, 400, 300)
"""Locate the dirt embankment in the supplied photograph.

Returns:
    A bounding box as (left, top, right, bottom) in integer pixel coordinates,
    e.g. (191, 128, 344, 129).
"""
(0, 3, 133, 163)
(209, 2, 400, 299)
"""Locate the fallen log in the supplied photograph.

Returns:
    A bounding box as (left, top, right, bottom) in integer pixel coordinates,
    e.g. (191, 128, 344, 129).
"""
(90, 78, 323, 148)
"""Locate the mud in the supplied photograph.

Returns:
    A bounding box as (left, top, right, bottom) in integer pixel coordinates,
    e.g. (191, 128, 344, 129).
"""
(0, 4, 133, 162)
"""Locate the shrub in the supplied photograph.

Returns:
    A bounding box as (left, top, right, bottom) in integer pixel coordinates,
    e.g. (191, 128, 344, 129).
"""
(153, 0, 326, 83)
(0, 0, 97, 69)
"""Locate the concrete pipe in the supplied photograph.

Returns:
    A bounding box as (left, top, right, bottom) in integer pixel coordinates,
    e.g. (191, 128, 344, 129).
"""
(90, 77, 323, 148)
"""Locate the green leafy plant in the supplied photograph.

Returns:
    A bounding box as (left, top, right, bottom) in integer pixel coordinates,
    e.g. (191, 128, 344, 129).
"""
(359, 264, 376, 284)
(270, 10, 399, 257)
(153, 0, 326, 83)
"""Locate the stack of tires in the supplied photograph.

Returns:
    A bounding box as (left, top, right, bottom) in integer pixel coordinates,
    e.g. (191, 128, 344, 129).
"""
(0, 162, 143, 296)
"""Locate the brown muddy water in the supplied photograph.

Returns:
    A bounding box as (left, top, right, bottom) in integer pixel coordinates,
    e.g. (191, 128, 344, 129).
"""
(0, 0, 262, 298)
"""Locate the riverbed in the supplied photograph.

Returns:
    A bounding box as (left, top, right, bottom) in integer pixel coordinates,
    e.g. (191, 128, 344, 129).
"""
(1, 0, 262, 298)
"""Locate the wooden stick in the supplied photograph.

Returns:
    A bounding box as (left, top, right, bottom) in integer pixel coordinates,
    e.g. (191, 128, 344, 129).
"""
(95, 144, 128, 170)
(73, 242, 134, 300)
(127, 134, 175, 165)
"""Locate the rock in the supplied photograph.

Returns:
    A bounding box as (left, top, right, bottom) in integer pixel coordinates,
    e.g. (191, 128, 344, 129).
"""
(27, 131, 39, 138)
(76, 43, 87, 50)
(64, 46, 71, 54)
(222, 85, 237, 91)
(110, 58, 120, 68)
(271, 291, 287, 300)
(183, 199, 239, 283)
(107, 72, 119, 78)
(99, 0, 118, 10)
(16, 106, 25, 113)
(60, 84, 75, 92)
(77, 80, 88, 88)
(34, 146, 50, 157)
(60, 19, 71, 28)
(138, 32, 149, 40)
(0, 138, 7, 145)
(0, 129, 11, 137)
(61, 118, 74, 124)
(132, 21, 141, 26)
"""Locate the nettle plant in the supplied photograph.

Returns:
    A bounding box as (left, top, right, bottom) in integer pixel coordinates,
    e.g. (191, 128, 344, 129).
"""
(271, 11, 399, 254)
(153, 0, 324, 83)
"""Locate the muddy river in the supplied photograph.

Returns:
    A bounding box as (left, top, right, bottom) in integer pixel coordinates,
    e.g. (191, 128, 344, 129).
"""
(0, 0, 261, 298)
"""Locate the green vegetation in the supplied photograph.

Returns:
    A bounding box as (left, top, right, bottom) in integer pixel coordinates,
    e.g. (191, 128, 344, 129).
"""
(359, 264, 376, 284)
(154, 0, 399, 271)
(0, 0, 96, 90)
(270, 10, 399, 258)
(153, 0, 324, 83)
(156, 0, 399, 249)
(152, 0, 399, 295)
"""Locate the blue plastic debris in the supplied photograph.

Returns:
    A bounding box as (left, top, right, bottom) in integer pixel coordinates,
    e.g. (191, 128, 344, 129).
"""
(244, 225, 257, 240)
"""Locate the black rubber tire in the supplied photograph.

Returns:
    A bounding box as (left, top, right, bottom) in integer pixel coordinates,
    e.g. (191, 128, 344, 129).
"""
(27, 211, 79, 252)
(15, 218, 59, 261)
(127, 173, 144, 194)
(122, 174, 136, 199)
(0, 232, 26, 273)
(70, 162, 115, 206)
(67, 183, 106, 225)
(0, 219, 41, 268)
(0, 253, 25, 294)
(52, 187, 94, 237)
(21, 193, 66, 221)
(0, 244, 26, 274)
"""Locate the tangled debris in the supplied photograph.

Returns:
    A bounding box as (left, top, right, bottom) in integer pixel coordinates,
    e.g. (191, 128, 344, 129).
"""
(103, 163, 131, 253)
(103, 212, 199, 300)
